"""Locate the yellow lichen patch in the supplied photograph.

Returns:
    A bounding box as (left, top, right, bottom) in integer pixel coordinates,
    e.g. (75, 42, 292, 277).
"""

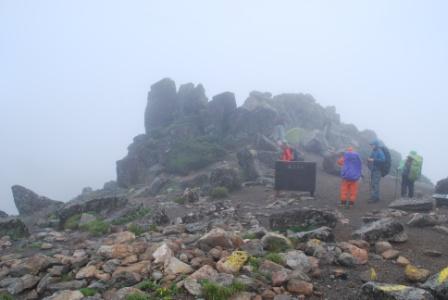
(437, 267, 448, 284)
(226, 251, 249, 268)
(370, 268, 377, 281)
(216, 251, 249, 274)
(377, 284, 408, 292)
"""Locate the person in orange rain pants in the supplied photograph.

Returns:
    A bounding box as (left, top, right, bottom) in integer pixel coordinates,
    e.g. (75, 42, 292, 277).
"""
(280, 141, 294, 161)
(337, 147, 362, 209)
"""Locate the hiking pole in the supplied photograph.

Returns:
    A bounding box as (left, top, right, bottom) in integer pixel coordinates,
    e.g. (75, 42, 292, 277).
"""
(394, 168, 399, 200)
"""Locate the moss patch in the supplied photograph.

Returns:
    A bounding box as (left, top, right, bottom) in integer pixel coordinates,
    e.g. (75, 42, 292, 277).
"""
(209, 186, 229, 199)
(201, 280, 247, 300)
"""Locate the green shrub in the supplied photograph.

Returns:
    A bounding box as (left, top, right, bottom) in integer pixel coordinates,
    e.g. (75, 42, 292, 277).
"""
(242, 233, 257, 240)
(128, 223, 145, 237)
(80, 220, 110, 236)
(137, 279, 160, 291)
(126, 292, 150, 300)
(209, 187, 229, 199)
(149, 224, 158, 232)
(265, 253, 284, 265)
(112, 207, 151, 225)
(201, 280, 246, 300)
(64, 214, 82, 230)
(247, 257, 261, 271)
(173, 196, 185, 205)
(136, 279, 178, 299)
(30, 242, 42, 249)
(165, 138, 226, 174)
(0, 293, 14, 300)
(80, 288, 97, 297)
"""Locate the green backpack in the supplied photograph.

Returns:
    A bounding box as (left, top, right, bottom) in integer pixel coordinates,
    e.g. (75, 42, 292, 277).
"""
(408, 154, 423, 181)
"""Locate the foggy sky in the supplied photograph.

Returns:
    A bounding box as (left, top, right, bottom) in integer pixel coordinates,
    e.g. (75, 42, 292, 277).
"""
(1, 0, 447, 214)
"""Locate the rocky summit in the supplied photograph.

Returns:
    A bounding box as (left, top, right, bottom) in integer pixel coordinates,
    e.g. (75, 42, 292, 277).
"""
(1, 78, 445, 300)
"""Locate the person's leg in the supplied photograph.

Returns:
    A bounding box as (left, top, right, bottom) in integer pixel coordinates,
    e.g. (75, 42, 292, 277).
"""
(350, 181, 359, 205)
(340, 180, 348, 206)
(409, 180, 415, 198)
(401, 176, 407, 197)
(371, 170, 381, 201)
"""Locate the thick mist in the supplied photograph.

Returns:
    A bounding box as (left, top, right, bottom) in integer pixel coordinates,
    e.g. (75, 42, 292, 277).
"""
(1, 0, 447, 214)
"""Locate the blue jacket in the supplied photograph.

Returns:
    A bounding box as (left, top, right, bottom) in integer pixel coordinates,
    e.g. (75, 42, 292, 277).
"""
(341, 151, 362, 181)
(369, 148, 385, 171)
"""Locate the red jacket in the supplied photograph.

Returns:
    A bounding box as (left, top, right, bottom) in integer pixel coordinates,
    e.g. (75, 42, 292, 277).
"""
(281, 147, 293, 161)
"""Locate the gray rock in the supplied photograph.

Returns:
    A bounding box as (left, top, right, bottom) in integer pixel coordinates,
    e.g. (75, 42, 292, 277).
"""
(178, 83, 208, 116)
(288, 226, 334, 242)
(0, 217, 29, 239)
(353, 218, 406, 244)
(237, 148, 261, 181)
(57, 195, 128, 228)
(145, 78, 179, 133)
(47, 280, 87, 291)
(388, 197, 434, 212)
(6, 274, 40, 295)
(240, 240, 265, 257)
(9, 255, 51, 277)
(148, 176, 169, 196)
(283, 250, 311, 272)
(269, 208, 338, 232)
(436, 178, 448, 194)
(408, 213, 441, 227)
(422, 266, 448, 299)
(256, 134, 281, 152)
(358, 281, 434, 300)
(11, 185, 63, 216)
(338, 253, 356, 268)
(261, 233, 292, 252)
(206, 92, 237, 137)
(0, 210, 8, 218)
(185, 222, 207, 234)
(434, 225, 448, 235)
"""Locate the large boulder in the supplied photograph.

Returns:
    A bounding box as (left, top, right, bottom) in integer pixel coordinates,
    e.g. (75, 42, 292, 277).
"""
(237, 148, 261, 181)
(0, 217, 29, 239)
(322, 151, 342, 176)
(353, 219, 406, 244)
(436, 178, 448, 194)
(196, 228, 243, 251)
(288, 226, 335, 242)
(144, 78, 179, 133)
(388, 197, 434, 212)
(269, 208, 338, 232)
(58, 196, 128, 227)
(358, 282, 434, 300)
(11, 185, 63, 216)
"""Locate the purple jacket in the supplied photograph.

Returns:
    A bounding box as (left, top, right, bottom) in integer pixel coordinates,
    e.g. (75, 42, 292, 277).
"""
(341, 151, 362, 181)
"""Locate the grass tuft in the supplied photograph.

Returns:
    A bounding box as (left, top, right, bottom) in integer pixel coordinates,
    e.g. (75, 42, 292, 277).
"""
(201, 280, 246, 300)
(209, 187, 229, 199)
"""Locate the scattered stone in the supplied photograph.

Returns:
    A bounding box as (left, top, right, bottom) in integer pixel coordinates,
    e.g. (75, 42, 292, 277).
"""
(76, 265, 97, 279)
(283, 251, 311, 273)
(422, 250, 442, 258)
(47, 280, 87, 291)
(189, 265, 218, 281)
(382, 249, 400, 260)
(405, 265, 431, 283)
(286, 279, 313, 296)
(184, 278, 203, 296)
(5, 274, 40, 295)
(216, 251, 249, 274)
(375, 241, 393, 254)
(97, 244, 134, 259)
(433, 225, 448, 236)
(111, 287, 147, 300)
(241, 240, 265, 257)
(388, 197, 434, 212)
(289, 226, 334, 242)
(43, 290, 84, 300)
(358, 282, 434, 300)
(10, 254, 51, 276)
(338, 253, 356, 268)
(338, 242, 368, 264)
(397, 256, 411, 266)
(197, 228, 243, 251)
(164, 257, 193, 275)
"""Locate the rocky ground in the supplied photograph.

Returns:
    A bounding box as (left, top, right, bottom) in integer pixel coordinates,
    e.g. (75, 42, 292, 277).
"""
(1, 78, 447, 300)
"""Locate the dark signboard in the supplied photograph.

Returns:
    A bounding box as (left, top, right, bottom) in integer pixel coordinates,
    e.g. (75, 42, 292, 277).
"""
(275, 161, 317, 196)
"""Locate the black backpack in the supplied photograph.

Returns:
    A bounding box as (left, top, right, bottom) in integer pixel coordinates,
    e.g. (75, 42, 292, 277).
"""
(379, 146, 392, 177)
(292, 148, 305, 162)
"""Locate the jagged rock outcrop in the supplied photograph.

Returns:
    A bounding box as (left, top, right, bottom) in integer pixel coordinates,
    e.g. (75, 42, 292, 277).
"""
(388, 197, 434, 212)
(0, 217, 29, 239)
(11, 185, 63, 216)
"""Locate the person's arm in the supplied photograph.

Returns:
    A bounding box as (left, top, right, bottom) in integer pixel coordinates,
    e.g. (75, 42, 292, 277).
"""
(337, 156, 344, 166)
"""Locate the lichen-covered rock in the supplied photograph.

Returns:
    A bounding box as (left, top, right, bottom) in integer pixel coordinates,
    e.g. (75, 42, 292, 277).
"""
(358, 282, 434, 300)
(0, 217, 29, 239)
(353, 219, 406, 244)
(422, 266, 448, 299)
(261, 233, 292, 252)
(269, 208, 338, 232)
(216, 251, 249, 274)
(289, 226, 334, 242)
(405, 265, 430, 283)
(196, 228, 243, 251)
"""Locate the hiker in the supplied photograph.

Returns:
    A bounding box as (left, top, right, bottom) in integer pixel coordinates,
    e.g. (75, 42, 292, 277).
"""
(399, 151, 423, 198)
(337, 147, 362, 208)
(280, 141, 294, 161)
(367, 140, 386, 202)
